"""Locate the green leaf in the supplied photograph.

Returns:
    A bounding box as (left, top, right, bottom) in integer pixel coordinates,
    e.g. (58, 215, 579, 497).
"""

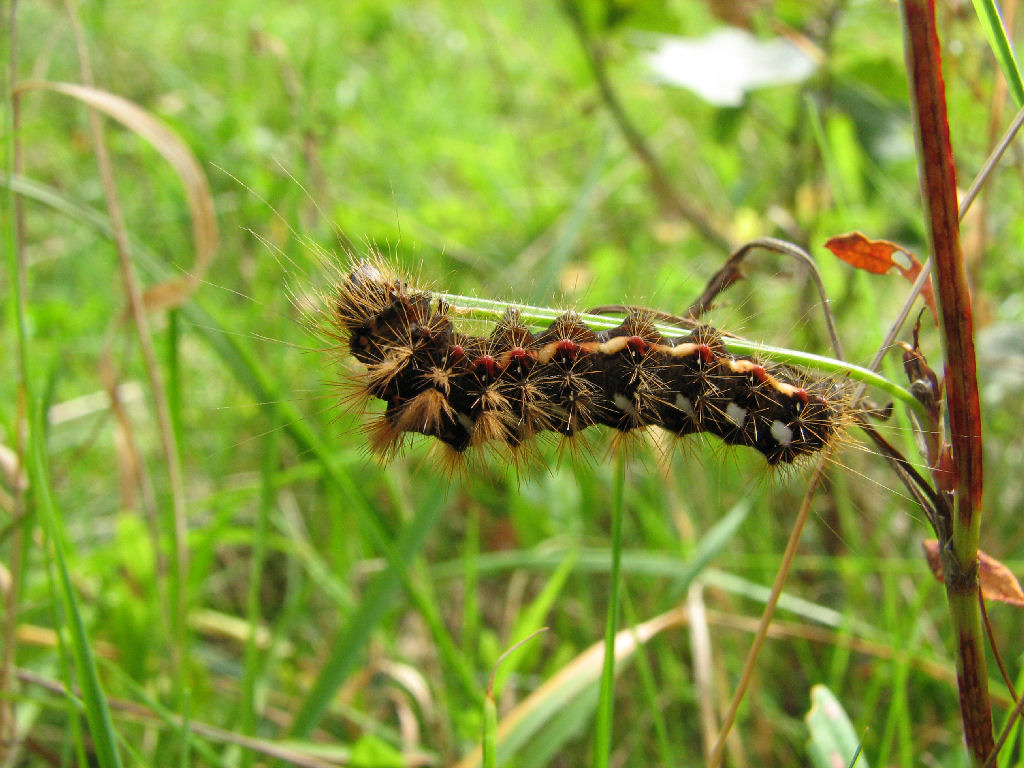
(805, 685, 869, 768)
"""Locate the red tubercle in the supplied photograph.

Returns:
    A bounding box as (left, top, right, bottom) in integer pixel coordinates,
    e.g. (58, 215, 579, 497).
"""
(474, 354, 498, 378)
(793, 388, 809, 405)
(696, 343, 714, 365)
(625, 336, 647, 355)
(749, 364, 768, 383)
(508, 346, 533, 370)
(449, 344, 465, 361)
(555, 339, 580, 359)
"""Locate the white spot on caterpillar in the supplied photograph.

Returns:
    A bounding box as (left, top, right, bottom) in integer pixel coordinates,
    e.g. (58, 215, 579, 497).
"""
(349, 261, 384, 284)
(675, 394, 695, 418)
(613, 392, 640, 420)
(771, 420, 794, 446)
(457, 413, 476, 432)
(725, 402, 747, 428)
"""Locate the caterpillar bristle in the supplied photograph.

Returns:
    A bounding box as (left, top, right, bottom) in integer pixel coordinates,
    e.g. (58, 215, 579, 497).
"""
(471, 393, 516, 447)
(364, 348, 415, 397)
(365, 414, 407, 461)
(553, 428, 603, 473)
(503, 433, 547, 476)
(324, 256, 854, 473)
(433, 441, 472, 483)
(393, 387, 455, 437)
(605, 425, 659, 468)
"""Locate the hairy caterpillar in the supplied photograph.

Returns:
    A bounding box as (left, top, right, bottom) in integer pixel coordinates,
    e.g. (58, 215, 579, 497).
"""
(324, 259, 852, 466)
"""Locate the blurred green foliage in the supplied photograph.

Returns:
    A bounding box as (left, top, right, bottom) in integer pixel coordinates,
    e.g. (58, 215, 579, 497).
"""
(4, 1, 1024, 766)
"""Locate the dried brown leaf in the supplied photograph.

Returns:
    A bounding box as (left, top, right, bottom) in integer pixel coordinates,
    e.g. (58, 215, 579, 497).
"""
(923, 540, 1024, 607)
(824, 231, 937, 322)
(14, 80, 218, 310)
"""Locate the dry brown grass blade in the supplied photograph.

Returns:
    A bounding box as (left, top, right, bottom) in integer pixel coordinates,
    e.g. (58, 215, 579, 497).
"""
(0, 443, 26, 497)
(702, 609, 1015, 710)
(686, 583, 718, 762)
(97, 354, 168, 609)
(686, 237, 845, 360)
(707, 450, 830, 768)
(12, 79, 218, 310)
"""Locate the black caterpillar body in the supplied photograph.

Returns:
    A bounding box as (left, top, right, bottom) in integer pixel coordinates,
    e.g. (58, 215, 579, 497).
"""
(334, 262, 848, 465)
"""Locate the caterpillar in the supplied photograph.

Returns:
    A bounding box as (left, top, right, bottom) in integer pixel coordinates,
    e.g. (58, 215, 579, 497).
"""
(324, 259, 852, 466)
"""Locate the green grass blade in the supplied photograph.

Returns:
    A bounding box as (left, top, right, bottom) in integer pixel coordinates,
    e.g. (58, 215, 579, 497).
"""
(971, 0, 1024, 105)
(619, 589, 674, 764)
(482, 694, 498, 768)
(7, 116, 121, 765)
(592, 453, 625, 768)
(287, 494, 445, 737)
(30, 401, 123, 768)
(236, 431, 276, 768)
(384, 475, 483, 705)
(438, 292, 925, 418)
(491, 550, 577, 697)
(516, 686, 600, 768)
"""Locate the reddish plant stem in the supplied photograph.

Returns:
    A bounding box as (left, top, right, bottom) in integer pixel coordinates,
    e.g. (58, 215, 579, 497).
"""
(900, 0, 992, 761)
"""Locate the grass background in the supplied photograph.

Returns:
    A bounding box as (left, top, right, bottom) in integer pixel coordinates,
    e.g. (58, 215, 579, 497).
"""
(4, 1, 1024, 766)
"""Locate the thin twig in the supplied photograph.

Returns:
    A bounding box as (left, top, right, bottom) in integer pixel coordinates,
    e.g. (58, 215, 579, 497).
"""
(687, 237, 844, 361)
(959, 104, 1024, 221)
(585, 304, 700, 331)
(707, 450, 831, 768)
(861, 257, 934, 392)
(868, 102, 1024, 392)
(853, 416, 944, 530)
